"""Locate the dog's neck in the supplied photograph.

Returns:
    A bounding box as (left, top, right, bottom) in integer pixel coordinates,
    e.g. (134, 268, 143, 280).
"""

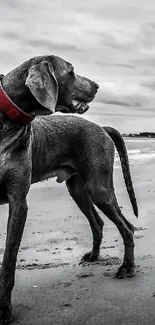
(0, 76, 34, 126)
(2, 67, 37, 116)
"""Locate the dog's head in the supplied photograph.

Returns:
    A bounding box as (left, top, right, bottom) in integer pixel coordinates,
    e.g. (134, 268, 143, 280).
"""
(25, 55, 99, 116)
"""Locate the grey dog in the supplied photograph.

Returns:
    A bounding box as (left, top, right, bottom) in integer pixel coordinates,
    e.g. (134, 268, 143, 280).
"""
(0, 55, 137, 324)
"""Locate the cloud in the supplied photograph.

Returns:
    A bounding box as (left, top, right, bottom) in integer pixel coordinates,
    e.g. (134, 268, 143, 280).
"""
(25, 39, 83, 53)
(141, 80, 155, 90)
(94, 78, 155, 113)
(1, 0, 155, 131)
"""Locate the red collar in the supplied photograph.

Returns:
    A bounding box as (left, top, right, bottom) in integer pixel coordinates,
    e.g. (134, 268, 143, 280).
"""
(0, 78, 34, 125)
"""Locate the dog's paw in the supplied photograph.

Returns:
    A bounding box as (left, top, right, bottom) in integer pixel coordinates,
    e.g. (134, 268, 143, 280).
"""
(115, 264, 135, 279)
(79, 251, 99, 264)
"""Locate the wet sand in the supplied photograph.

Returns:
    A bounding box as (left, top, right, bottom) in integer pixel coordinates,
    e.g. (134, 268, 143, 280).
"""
(1, 159, 155, 324)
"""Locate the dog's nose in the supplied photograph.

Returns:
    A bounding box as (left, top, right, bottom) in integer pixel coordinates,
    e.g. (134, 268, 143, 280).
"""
(94, 81, 99, 89)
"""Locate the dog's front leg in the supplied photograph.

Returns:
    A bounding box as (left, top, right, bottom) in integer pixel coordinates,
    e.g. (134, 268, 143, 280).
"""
(0, 193, 29, 324)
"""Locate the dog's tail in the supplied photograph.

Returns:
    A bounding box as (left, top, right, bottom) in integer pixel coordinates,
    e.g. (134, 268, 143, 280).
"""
(103, 126, 138, 218)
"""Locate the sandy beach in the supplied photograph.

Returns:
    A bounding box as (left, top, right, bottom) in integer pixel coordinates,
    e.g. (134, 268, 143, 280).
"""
(1, 141, 155, 324)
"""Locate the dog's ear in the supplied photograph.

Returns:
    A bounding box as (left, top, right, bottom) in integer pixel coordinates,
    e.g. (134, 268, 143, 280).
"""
(25, 61, 58, 113)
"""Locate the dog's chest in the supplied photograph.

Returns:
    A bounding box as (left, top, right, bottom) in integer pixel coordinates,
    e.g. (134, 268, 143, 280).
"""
(0, 141, 12, 170)
(0, 151, 11, 167)
(0, 149, 11, 204)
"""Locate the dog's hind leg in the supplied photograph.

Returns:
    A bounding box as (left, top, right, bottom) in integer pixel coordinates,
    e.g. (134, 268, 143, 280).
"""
(85, 175, 135, 278)
(66, 174, 104, 262)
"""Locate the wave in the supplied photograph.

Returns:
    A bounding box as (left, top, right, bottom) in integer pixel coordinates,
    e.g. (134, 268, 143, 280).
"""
(115, 147, 155, 168)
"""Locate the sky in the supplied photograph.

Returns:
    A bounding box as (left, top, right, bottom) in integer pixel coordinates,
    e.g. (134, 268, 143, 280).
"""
(1, 0, 155, 132)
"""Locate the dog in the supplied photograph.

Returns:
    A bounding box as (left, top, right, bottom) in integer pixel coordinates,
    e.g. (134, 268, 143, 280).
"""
(0, 55, 137, 324)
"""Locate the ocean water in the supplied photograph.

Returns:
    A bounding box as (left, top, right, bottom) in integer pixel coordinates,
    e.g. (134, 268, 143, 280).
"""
(115, 138, 155, 167)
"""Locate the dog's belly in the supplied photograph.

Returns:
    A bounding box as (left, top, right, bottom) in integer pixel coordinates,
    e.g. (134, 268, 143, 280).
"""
(31, 166, 77, 184)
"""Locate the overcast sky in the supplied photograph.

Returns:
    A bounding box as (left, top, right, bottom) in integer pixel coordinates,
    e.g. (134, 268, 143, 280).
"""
(1, 0, 155, 132)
